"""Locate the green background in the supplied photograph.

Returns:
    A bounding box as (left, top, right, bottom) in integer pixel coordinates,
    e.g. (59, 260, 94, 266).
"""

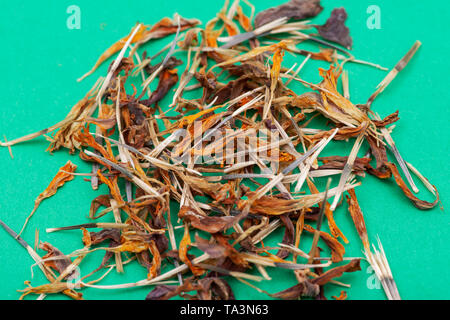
(0, 0, 448, 300)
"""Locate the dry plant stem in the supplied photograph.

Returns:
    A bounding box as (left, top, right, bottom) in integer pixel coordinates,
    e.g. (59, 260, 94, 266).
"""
(364, 237, 401, 300)
(46, 222, 131, 233)
(308, 178, 332, 263)
(232, 217, 268, 246)
(252, 220, 282, 245)
(373, 112, 419, 193)
(220, 17, 288, 49)
(293, 129, 338, 192)
(282, 133, 333, 175)
(280, 106, 307, 152)
(82, 253, 211, 290)
(18, 206, 39, 238)
(0, 77, 103, 148)
(169, 44, 203, 109)
(92, 97, 104, 190)
(91, 159, 100, 190)
(0, 220, 55, 280)
(0, 220, 81, 300)
(272, 116, 307, 174)
(330, 128, 366, 211)
(405, 161, 435, 196)
(256, 265, 271, 281)
(229, 0, 242, 19)
(141, 19, 181, 93)
(110, 199, 124, 273)
(244, 142, 291, 200)
(278, 243, 362, 262)
(288, 31, 352, 57)
(340, 56, 388, 71)
(235, 277, 272, 298)
(83, 150, 164, 202)
(3, 135, 13, 159)
(367, 41, 421, 108)
(96, 24, 142, 107)
(165, 193, 183, 285)
(275, 261, 332, 270)
(224, 161, 256, 173)
(132, 47, 152, 98)
(34, 229, 39, 252)
(342, 70, 350, 99)
(0, 118, 74, 147)
(115, 77, 133, 167)
(278, 243, 310, 260)
(95, 134, 190, 174)
(285, 54, 310, 87)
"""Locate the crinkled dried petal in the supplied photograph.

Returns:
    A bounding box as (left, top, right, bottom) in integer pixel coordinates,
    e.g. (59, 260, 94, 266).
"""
(311, 259, 361, 285)
(304, 224, 345, 262)
(386, 162, 439, 210)
(316, 8, 353, 49)
(255, 0, 323, 28)
(179, 224, 205, 276)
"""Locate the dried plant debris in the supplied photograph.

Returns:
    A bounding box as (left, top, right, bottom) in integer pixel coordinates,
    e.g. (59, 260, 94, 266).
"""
(0, 0, 440, 301)
(18, 161, 77, 237)
(315, 8, 352, 49)
(254, 0, 323, 28)
(364, 237, 400, 300)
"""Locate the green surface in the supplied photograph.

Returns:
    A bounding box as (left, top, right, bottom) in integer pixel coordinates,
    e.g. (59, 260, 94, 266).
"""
(0, 0, 448, 300)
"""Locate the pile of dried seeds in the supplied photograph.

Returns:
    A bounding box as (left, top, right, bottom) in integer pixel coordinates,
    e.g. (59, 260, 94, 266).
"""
(0, 0, 440, 300)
